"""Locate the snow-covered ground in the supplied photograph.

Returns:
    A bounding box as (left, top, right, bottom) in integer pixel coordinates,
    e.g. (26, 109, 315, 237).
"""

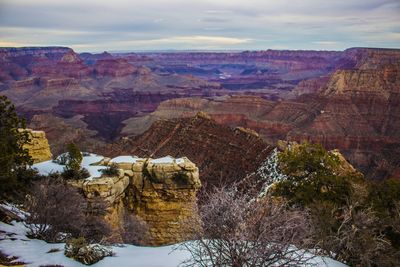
(0, 221, 188, 267)
(33, 153, 107, 179)
(24, 154, 348, 267)
(109, 156, 139, 164)
(0, 220, 347, 267)
(32, 153, 188, 180)
(150, 156, 185, 165)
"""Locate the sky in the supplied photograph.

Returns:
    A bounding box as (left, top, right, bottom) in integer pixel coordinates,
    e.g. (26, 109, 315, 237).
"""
(0, 0, 399, 52)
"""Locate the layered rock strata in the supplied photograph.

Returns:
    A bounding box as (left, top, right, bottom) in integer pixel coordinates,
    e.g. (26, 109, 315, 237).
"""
(20, 128, 52, 163)
(72, 156, 201, 246)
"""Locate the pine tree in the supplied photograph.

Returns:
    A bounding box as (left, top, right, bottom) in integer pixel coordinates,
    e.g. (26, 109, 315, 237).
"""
(0, 95, 32, 197)
(66, 142, 83, 171)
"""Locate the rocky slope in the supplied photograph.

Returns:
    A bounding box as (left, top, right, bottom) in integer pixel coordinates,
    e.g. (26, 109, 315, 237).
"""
(105, 113, 273, 189)
(125, 48, 400, 180)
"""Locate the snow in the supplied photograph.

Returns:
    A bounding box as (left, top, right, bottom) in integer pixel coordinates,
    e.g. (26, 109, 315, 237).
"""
(150, 156, 174, 164)
(109, 156, 139, 164)
(254, 148, 289, 197)
(0, 203, 27, 220)
(33, 153, 187, 180)
(33, 153, 107, 179)
(150, 156, 185, 165)
(0, 220, 347, 267)
(0, 221, 189, 267)
(175, 158, 185, 165)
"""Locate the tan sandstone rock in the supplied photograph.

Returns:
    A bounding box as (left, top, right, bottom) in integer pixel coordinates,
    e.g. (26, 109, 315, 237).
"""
(73, 155, 201, 246)
(20, 129, 52, 163)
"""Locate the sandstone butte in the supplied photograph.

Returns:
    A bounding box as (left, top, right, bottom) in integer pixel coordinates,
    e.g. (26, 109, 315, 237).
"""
(72, 156, 201, 246)
(20, 128, 53, 163)
(23, 129, 201, 246)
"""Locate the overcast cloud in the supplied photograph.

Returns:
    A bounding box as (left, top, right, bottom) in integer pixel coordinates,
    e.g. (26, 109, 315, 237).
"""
(0, 0, 399, 52)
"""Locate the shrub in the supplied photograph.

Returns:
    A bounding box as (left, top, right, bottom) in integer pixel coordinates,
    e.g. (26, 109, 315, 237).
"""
(61, 168, 90, 180)
(172, 172, 190, 186)
(59, 143, 91, 180)
(121, 213, 149, 245)
(274, 141, 361, 207)
(82, 197, 111, 243)
(272, 141, 400, 266)
(100, 164, 120, 177)
(24, 178, 86, 242)
(180, 185, 313, 266)
(368, 178, 400, 216)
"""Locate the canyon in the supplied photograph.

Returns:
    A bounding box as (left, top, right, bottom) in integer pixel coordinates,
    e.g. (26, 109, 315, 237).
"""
(1, 46, 400, 180)
(28, 131, 202, 246)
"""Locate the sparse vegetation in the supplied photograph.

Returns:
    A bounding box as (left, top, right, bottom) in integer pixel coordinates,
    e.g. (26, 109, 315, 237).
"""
(24, 178, 111, 243)
(66, 143, 83, 171)
(61, 167, 90, 180)
(100, 164, 120, 177)
(60, 143, 90, 180)
(172, 172, 189, 186)
(24, 178, 86, 242)
(273, 141, 400, 266)
(121, 213, 149, 245)
(181, 185, 314, 266)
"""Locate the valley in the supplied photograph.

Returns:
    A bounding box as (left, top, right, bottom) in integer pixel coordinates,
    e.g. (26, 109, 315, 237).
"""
(1, 46, 400, 181)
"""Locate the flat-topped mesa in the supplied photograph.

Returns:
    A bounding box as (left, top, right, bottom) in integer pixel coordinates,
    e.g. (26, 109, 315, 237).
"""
(75, 155, 201, 246)
(19, 128, 52, 163)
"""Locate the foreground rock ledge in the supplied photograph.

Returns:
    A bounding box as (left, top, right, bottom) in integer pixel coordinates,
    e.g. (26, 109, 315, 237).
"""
(71, 156, 201, 246)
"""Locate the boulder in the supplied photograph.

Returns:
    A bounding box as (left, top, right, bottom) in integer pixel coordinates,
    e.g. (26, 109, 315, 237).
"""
(65, 237, 113, 265)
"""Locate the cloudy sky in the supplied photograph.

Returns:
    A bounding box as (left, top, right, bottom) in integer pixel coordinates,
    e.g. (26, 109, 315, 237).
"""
(0, 0, 399, 52)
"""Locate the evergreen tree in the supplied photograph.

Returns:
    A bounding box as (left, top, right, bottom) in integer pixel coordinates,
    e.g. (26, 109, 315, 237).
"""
(66, 142, 83, 171)
(61, 142, 89, 180)
(0, 95, 32, 197)
(273, 141, 359, 206)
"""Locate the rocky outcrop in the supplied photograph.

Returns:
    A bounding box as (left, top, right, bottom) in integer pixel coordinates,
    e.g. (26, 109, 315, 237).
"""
(20, 128, 52, 163)
(72, 156, 201, 246)
(107, 113, 273, 190)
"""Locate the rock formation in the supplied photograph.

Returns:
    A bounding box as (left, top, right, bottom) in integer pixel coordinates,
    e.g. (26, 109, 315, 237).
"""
(105, 113, 273, 190)
(2, 46, 400, 180)
(20, 128, 52, 163)
(122, 47, 400, 180)
(72, 156, 201, 246)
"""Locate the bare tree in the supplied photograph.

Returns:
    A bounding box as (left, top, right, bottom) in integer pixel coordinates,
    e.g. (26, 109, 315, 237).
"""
(180, 186, 314, 267)
(82, 196, 112, 244)
(24, 178, 86, 242)
(121, 213, 149, 245)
